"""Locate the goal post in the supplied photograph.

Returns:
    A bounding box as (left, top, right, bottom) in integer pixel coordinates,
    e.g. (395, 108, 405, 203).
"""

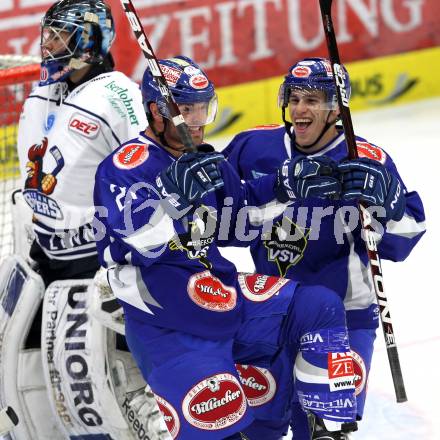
(0, 55, 40, 260)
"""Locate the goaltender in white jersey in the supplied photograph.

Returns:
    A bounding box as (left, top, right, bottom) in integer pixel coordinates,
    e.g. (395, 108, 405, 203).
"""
(17, 69, 145, 265)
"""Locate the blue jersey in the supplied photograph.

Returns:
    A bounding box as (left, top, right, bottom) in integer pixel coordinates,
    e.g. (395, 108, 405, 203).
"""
(94, 133, 278, 341)
(223, 125, 426, 329)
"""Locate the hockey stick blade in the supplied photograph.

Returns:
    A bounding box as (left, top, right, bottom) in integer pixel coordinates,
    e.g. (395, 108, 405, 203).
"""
(319, 0, 407, 403)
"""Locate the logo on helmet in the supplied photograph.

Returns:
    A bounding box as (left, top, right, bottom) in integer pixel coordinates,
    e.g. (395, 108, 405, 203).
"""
(182, 373, 247, 430)
(190, 74, 209, 89)
(160, 65, 182, 87)
(291, 66, 312, 78)
(184, 66, 201, 76)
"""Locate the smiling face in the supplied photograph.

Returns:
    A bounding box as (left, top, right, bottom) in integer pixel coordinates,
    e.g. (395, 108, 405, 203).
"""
(146, 102, 208, 157)
(288, 88, 339, 151)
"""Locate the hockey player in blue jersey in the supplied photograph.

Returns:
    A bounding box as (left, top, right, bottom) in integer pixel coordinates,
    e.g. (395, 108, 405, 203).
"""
(223, 57, 426, 438)
(94, 56, 359, 439)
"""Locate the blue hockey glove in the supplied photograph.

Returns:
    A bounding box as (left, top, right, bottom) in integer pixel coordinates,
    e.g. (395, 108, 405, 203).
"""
(275, 155, 341, 202)
(338, 157, 406, 222)
(155, 152, 225, 214)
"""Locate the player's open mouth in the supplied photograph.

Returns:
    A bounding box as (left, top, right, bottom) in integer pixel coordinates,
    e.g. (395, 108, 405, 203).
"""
(294, 118, 312, 132)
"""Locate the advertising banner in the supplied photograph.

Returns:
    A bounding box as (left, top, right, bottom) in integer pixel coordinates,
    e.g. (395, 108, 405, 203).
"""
(1, 0, 439, 86)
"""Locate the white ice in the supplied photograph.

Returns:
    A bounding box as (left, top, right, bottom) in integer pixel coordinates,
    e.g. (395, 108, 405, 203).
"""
(213, 97, 440, 439)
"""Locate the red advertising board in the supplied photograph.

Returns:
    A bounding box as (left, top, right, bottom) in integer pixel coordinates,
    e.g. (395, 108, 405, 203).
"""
(1, 0, 439, 86)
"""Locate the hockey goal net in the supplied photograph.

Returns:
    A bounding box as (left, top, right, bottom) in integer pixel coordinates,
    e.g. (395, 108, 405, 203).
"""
(0, 55, 40, 260)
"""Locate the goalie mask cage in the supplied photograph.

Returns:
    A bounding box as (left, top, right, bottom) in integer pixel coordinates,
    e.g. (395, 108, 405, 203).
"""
(0, 55, 40, 260)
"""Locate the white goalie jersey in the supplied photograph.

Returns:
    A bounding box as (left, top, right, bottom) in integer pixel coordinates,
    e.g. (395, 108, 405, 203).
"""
(16, 71, 147, 260)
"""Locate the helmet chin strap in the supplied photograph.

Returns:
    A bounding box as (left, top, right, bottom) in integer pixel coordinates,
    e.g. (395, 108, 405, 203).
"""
(282, 107, 336, 151)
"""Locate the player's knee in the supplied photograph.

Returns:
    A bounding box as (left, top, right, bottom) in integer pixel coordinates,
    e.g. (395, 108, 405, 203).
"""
(294, 284, 346, 332)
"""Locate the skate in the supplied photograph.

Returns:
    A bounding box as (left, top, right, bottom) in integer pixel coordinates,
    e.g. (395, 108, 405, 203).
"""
(310, 414, 358, 440)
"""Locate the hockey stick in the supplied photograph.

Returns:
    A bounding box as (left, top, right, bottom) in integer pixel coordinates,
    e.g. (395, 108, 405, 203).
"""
(319, 0, 407, 403)
(118, 0, 196, 152)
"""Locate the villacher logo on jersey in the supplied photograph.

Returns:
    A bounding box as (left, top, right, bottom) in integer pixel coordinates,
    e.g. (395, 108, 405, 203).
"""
(238, 273, 289, 302)
(187, 271, 237, 312)
(182, 373, 247, 430)
(236, 364, 277, 407)
(113, 143, 149, 170)
(155, 394, 181, 439)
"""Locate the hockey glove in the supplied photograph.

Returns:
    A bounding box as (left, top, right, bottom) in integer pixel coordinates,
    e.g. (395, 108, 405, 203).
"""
(155, 152, 225, 214)
(275, 155, 341, 203)
(338, 157, 406, 222)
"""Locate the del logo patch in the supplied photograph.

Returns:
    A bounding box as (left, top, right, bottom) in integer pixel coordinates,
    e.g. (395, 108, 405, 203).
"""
(155, 394, 180, 439)
(113, 143, 149, 169)
(236, 364, 277, 407)
(182, 373, 246, 430)
(356, 141, 386, 164)
(68, 113, 100, 138)
(238, 273, 289, 302)
(187, 271, 237, 312)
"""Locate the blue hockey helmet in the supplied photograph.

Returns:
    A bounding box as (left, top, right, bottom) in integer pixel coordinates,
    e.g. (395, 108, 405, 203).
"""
(278, 57, 351, 111)
(141, 56, 218, 127)
(40, 0, 115, 86)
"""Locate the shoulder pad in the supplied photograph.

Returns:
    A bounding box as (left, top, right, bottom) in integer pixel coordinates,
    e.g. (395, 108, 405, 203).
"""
(356, 141, 386, 164)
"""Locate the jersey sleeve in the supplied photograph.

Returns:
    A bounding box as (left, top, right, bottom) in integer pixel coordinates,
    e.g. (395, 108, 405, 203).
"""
(94, 153, 178, 268)
(377, 152, 426, 261)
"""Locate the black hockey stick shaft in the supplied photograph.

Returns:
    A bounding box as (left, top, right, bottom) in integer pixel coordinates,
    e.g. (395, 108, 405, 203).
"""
(319, 0, 407, 403)
(118, 0, 196, 152)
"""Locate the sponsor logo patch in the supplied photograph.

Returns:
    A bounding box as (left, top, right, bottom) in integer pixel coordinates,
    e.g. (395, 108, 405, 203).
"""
(184, 65, 201, 75)
(356, 141, 386, 164)
(189, 74, 209, 89)
(291, 65, 312, 78)
(40, 66, 49, 82)
(238, 273, 289, 302)
(155, 394, 180, 439)
(160, 65, 182, 87)
(351, 350, 367, 396)
(113, 143, 149, 170)
(262, 219, 311, 277)
(44, 113, 56, 133)
(328, 352, 356, 392)
(182, 373, 246, 430)
(187, 271, 237, 312)
(236, 364, 277, 407)
(68, 113, 100, 138)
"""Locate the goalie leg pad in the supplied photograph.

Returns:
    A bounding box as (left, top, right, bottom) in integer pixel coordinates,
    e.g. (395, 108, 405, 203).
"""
(42, 279, 171, 439)
(0, 255, 64, 440)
